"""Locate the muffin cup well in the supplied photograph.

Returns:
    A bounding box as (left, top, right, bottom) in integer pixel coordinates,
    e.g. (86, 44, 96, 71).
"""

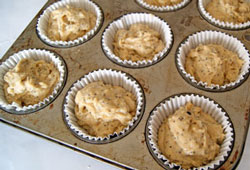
(36, 0, 104, 48)
(63, 69, 145, 144)
(176, 30, 250, 92)
(198, 0, 250, 30)
(0, 49, 67, 114)
(135, 0, 191, 12)
(145, 93, 235, 170)
(101, 13, 173, 68)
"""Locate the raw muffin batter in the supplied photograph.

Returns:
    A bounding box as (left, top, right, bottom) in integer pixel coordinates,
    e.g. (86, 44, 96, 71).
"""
(47, 5, 96, 41)
(113, 23, 165, 62)
(158, 102, 225, 169)
(4, 58, 60, 106)
(74, 81, 136, 137)
(185, 44, 244, 86)
(144, 0, 183, 6)
(206, 0, 250, 24)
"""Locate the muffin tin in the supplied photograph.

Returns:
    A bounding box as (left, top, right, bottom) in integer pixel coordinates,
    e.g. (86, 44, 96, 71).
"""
(0, 0, 249, 169)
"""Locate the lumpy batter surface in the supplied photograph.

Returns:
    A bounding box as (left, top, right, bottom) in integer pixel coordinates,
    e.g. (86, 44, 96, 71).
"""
(113, 23, 165, 62)
(74, 81, 136, 137)
(206, 0, 250, 24)
(185, 44, 244, 86)
(4, 58, 59, 106)
(47, 5, 96, 41)
(144, 0, 183, 6)
(158, 102, 225, 169)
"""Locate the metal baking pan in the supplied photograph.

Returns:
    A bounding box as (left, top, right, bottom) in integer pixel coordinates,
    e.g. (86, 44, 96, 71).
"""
(0, 0, 249, 169)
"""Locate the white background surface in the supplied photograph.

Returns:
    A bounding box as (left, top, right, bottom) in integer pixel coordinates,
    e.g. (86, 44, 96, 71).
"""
(0, 0, 249, 170)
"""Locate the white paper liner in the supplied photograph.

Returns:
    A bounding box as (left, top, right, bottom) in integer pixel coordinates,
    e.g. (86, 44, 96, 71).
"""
(198, 0, 250, 30)
(37, 0, 103, 47)
(176, 30, 250, 91)
(146, 94, 234, 170)
(63, 69, 145, 143)
(101, 13, 173, 68)
(136, 0, 191, 12)
(0, 49, 66, 114)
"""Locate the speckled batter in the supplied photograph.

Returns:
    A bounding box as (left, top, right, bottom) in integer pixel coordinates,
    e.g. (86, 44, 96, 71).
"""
(4, 58, 59, 106)
(158, 102, 225, 169)
(47, 5, 96, 41)
(206, 0, 250, 24)
(74, 81, 136, 137)
(113, 23, 165, 62)
(185, 44, 244, 86)
(144, 0, 183, 6)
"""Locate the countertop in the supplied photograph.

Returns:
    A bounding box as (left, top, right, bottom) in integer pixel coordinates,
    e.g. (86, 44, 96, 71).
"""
(0, 0, 249, 170)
